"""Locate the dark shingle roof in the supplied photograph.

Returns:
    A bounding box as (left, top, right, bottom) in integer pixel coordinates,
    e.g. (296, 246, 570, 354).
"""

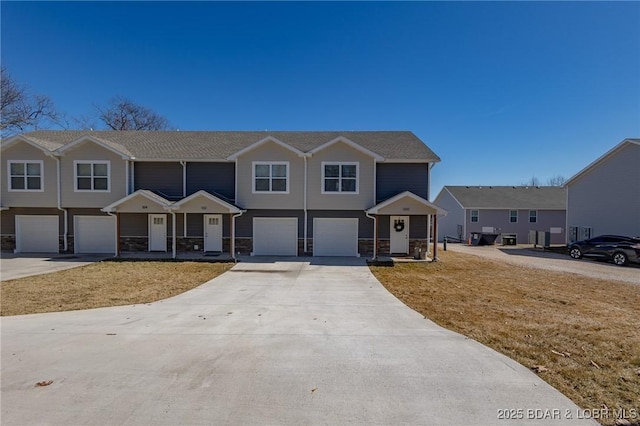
(444, 186, 567, 210)
(15, 130, 440, 162)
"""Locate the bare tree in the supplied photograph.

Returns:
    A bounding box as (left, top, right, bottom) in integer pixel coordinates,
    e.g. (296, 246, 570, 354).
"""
(522, 176, 541, 187)
(546, 175, 566, 186)
(1, 67, 58, 137)
(96, 96, 169, 131)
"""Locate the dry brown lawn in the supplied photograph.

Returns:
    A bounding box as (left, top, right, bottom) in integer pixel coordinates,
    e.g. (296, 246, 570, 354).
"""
(1, 261, 232, 316)
(371, 250, 640, 426)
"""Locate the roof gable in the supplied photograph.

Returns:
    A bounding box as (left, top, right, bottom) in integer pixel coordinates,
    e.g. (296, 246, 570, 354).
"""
(565, 138, 640, 187)
(366, 191, 447, 215)
(226, 136, 304, 160)
(56, 135, 133, 159)
(169, 190, 241, 213)
(102, 190, 171, 213)
(0, 134, 61, 153)
(308, 136, 384, 160)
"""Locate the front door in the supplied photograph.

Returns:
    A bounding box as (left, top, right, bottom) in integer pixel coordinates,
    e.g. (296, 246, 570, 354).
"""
(390, 215, 409, 254)
(149, 214, 167, 251)
(204, 214, 223, 252)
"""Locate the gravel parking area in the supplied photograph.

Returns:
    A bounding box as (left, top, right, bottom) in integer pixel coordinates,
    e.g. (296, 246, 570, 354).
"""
(445, 244, 640, 284)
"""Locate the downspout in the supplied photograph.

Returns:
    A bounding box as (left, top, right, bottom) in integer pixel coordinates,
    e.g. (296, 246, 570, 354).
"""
(303, 155, 308, 254)
(54, 155, 68, 252)
(365, 212, 377, 259)
(105, 211, 119, 257)
(125, 160, 130, 195)
(180, 161, 186, 197)
(231, 210, 245, 261)
(131, 161, 135, 192)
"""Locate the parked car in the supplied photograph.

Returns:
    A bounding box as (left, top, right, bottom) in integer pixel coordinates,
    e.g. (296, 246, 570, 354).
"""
(568, 235, 640, 266)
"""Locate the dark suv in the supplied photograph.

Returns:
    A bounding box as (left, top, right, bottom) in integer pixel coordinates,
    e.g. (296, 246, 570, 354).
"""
(568, 235, 640, 266)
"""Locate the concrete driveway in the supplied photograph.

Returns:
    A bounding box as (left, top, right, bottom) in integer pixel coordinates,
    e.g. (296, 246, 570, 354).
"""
(1, 257, 595, 425)
(446, 244, 640, 285)
(1, 253, 110, 281)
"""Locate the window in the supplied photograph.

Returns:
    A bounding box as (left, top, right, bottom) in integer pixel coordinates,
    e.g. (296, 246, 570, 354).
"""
(470, 210, 479, 223)
(322, 162, 358, 193)
(529, 210, 537, 223)
(253, 162, 288, 193)
(75, 161, 110, 191)
(509, 210, 518, 223)
(8, 161, 43, 191)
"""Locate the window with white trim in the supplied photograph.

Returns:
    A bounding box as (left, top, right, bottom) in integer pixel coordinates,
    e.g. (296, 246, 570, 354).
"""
(509, 210, 518, 223)
(322, 162, 358, 193)
(529, 210, 537, 223)
(470, 210, 479, 223)
(75, 161, 110, 191)
(253, 162, 288, 193)
(8, 161, 43, 191)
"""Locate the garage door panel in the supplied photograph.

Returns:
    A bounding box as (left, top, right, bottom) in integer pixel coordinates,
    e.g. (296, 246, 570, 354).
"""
(314, 218, 358, 257)
(16, 215, 59, 253)
(75, 216, 116, 254)
(253, 218, 298, 256)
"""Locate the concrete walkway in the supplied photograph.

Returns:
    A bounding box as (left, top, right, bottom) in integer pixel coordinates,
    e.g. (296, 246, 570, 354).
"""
(1, 258, 595, 425)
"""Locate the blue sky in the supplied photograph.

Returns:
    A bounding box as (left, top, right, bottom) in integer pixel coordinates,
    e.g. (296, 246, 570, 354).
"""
(2, 1, 639, 198)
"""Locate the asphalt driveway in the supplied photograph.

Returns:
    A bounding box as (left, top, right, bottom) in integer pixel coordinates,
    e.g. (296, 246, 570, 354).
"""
(1, 257, 595, 425)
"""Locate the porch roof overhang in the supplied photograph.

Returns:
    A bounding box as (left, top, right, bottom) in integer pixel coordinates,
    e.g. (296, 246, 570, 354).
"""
(101, 189, 172, 213)
(366, 191, 447, 216)
(168, 190, 243, 214)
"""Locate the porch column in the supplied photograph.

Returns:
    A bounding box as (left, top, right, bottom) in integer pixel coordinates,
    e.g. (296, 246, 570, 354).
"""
(116, 212, 121, 257)
(426, 214, 432, 255)
(432, 215, 438, 262)
(230, 213, 236, 259)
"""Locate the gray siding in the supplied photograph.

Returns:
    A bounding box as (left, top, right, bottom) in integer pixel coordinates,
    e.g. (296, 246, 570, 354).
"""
(433, 189, 465, 241)
(119, 213, 174, 237)
(377, 215, 428, 239)
(134, 162, 183, 199)
(235, 210, 305, 238)
(307, 210, 374, 238)
(567, 143, 640, 240)
(186, 162, 235, 201)
(466, 209, 566, 244)
(376, 163, 429, 203)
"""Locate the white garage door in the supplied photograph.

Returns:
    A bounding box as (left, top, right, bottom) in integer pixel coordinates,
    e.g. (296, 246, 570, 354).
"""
(313, 218, 359, 257)
(253, 217, 298, 256)
(15, 215, 59, 253)
(75, 216, 116, 254)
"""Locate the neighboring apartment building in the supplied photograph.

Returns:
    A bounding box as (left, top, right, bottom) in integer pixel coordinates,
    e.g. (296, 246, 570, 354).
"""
(0, 130, 446, 258)
(565, 138, 640, 242)
(433, 186, 566, 244)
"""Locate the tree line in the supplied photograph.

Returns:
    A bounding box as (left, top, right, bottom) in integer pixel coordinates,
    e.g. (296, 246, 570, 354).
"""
(1, 67, 170, 137)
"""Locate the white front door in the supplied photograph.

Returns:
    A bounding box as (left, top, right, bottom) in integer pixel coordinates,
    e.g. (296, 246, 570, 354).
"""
(149, 214, 167, 252)
(390, 215, 410, 254)
(204, 214, 223, 252)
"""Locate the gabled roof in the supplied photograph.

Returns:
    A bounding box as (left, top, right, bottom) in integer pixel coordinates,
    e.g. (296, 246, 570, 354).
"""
(226, 136, 305, 160)
(0, 134, 64, 153)
(56, 135, 133, 159)
(564, 138, 640, 187)
(169, 190, 242, 213)
(102, 190, 172, 212)
(441, 186, 567, 210)
(17, 130, 440, 162)
(366, 191, 447, 215)
(308, 136, 384, 160)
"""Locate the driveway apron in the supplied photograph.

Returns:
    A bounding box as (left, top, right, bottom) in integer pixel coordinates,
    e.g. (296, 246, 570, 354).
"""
(1, 257, 596, 425)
